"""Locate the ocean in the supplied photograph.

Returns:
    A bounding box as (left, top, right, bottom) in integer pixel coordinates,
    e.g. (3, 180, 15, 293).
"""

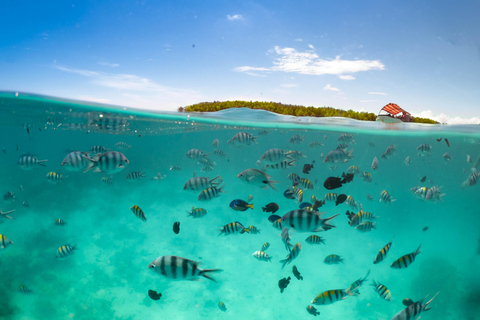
(0, 92, 479, 320)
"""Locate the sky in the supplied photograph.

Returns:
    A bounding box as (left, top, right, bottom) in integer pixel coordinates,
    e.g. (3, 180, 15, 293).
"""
(1, 0, 479, 124)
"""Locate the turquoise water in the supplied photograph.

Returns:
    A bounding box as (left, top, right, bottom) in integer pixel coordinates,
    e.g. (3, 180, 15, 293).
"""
(1, 92, 479, 320)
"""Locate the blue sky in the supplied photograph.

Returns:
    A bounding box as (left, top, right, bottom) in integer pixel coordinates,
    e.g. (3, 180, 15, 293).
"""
(1, 0, 479, 123)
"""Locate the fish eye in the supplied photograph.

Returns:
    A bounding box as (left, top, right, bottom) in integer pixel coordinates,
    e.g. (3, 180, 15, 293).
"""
(148, 264, 155, 269)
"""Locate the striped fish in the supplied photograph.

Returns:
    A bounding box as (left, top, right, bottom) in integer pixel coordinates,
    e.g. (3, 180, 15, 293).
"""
(260, 148, 289, 164)
(19, 285, 32, 294)
(382, 145, 397, 159)
(371, 280, 392, 301)
(212, 138, 219, 147)
(46, 172, 63, 183)
(130, 205, 147, 222)
(252, 250, 272, 262)
(56, 244, 76, 259)
(324, 193, 338, 202)
(346, 166, 361, 175)
(169, 165, 182, 171)
(311, 289, 356, 305)
(349, 211, 377, 227)
(198, 185, 225, 201)
(308, 141, 324, 148)
(290, 186, 303, 203)
(101, 177, 113, 185)
(356, 221, 376, 232)
(83, 151, 129, 174)
(148, 255, 222, 281)
(280, 242, 301, 268)
(263, 160, 296, 171)
(289, 134, 305, 144)
(373, 238, 393, 264)
(248, 225, 260, 234)
(348, 270, 370, 294)
(281, 227, 293, 251)
(361, 172, 372, 182)
(281, 210, 339, 232)
(61, 151, 90, 171)
(391, 245, 421, 269)
(126, 172, 145, 181)
(305, 235, 325, 245)
(390, 293, 438, 320)
(380, 190, 395, 203)
(186, 148, 210, 160)
(219, 221, 249, 235)
(184, 174, 221, 191)
(323, 149, 354, 163)
(372, 156, 379, 170)
(272, 219, 283, 230)
(186, 206, 207, 218)
(218, 302, 227, 312)
(228, 132, 257, 146)
(324, 254, 343, 264)
(55, 219, 66, 226)
(17, 155, 47, 169)
(298, 178, 314, 189)
(0, 234, 14, 249)
(115, 142, 131, 150)
(416, 144, 432, 156)
(260, 242, 270, 251)
(285, 150, 306, 160)
(338, 133, 355, 143)
(89, 145, 109, 154)
(213, 149, 228, 158)
(287, 173, 300, 181)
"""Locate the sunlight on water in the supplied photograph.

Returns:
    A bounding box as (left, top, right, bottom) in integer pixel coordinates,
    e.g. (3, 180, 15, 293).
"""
(1, 92, 479, 320)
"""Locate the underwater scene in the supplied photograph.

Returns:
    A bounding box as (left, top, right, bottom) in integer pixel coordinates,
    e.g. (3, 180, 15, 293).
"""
(1, 92, 479, 320)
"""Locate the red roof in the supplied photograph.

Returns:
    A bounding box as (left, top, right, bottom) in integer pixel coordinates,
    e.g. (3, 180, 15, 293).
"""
(381, 103, 410, 116)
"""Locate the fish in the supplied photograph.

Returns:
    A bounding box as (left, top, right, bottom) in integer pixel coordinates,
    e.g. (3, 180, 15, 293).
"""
(305, 235, 325, 245)
(347, 210, 376, 227)
(417, 144, 432, 156)
(362, 172, 373, 182)
(289, 134, 305, 144)
(278, 276, 291, 293)
(338, 133, 355, 143)
(366, 194, 373, 201)
(324, 254, 343, 264)
(283, 189, 295, 199)
(290, 186, 303, 203)
(341, 172, 354, 183)
(323, 177, 344, 190)
(169, 166, 182, 171)
(445, 138, 450, 147)
(186, 148, 210, 160)
(312, 200, 325, 211)
(56, 244, 76, 259)
(404, 156, 410, 165)
(356, 221, 376, 232)
(348, 269, 371, 294)
(306, 305, 320, 316)
(130, 205, 146, 222)
(311, 289, 356, 305)
(346, 195, 360, 210)
(346, 165, 361, 175)
(422, 227, 429, 232)
(187, 206, 207, 218)
(218, 302, 227, 312)
(381, 145, 397, 159)
(22, 201, 29, 208)
(442, 152, 452, 161)
(261, 242, 270, 251)
(323, 149, 354, 163)
(212, 138, 219, 147)
(183, 173, 222, 191)
(380, 190, 395, 203)
(61, 151, 90, 171)
(324, 193, 338, 202)
(260, 148, 289, 164)
(19, 285, 32, 294)
(467, 154, 472, 163)
(247, 195, 254, 202)
(228, 132, 257, 146)
(89, 145, 109, 154)
(373, 238, 393, 264)
(3, 191, 15, 202)
(101, 177, 113, 185)
(371, 280, 392, 301)
(198, 185, 225, 201)
(390, 293, 439, 320)
(281, 210, 339, 232)
(371, 156, 379, 170)
(287, 173, 301, 181)
(258, 130, 269, 136)
(263, 160, 296, 171)
(253, 250, 272, 262)
(55, 218, 66, 226)
(420, 175, 426, 183)
(115, 142, 131, 150)
(303, 163, 314, 174)
(281, 227, 294, 251)
(126, 172, 145, 181)
(148, 255, 222, 281)
(285, 150, 306, 160)
(248, 225, 260, 234)
(219, 221, 249, 235)
(229, 199, 254, 211)
(262, 202, 279, 213)
(148, 290, 162, 301)
(237, 168, 279, 190)
(279, 242, 301, 268)
(83, 151, 129, 174)
(299, 202, 312, 209)
(272, 219, 283, 230)
(0, 234, 14, 249)
(391, 245, 421, 269)
(308, 141, 324, 148)
(298, 178, 314, 190)
(268, 214, 282, 223)
(403, 298, 414, 306)
(336, 194, 347, 206)
(293, 265, 303, 280)
(426, 186, 445, 201)
(46, 172, 64, 183)
(17, 155, 47, 169)
(173, 222, 180, 234)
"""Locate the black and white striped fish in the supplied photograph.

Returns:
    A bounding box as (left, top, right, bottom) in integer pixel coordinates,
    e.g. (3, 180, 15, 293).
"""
(348, 270, 370, 294)
(281, 227, 293, 251)
(373, 238, 393, 264)
(89, 145, 109, 154)
(371, 156, 378, 170)
(371, 280, 392, 301)
(324, 254, 343, 264)
(46, 172, 63, 183)
(281, 210, 339, 232)
(213, 149, 228, 158)
(183, 174, 221, 191)
(389, 293, 438, 320)
(148, 255, 222, 281)
(198, 185, 225, 201)
(219, 221, 249, 235)
(61, 151, 90, 171)
(17, 155, 47, 169)
(338, 133, 355, 143)
(323, 149, 354, 163)
(56, 244, 76, 259)
(260, 148, 289, 164)
(311, 289, 355, 305)
(115, 142, 131, 150)
(305, 235, 325, 245)
(186, 206, 207, 218)
(289, 134, 305, 144)
(416, 144, 432, 156)
(84, 151, 129, 174)
(186, 148, 210, 160)
(381, 145, 397, 159)
(391, 245, 421, 269)
(55, 218, 66, 226)
(126, 172, 145, 181)
(0, 234, 14, 249)
(280, 242, 301, 268)
(308, 141, 324, 148)
(252, 251, 272, 262)
(131, 205, 147, 222)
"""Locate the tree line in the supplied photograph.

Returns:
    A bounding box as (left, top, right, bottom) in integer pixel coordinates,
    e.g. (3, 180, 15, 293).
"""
(179, 100, 438, 124)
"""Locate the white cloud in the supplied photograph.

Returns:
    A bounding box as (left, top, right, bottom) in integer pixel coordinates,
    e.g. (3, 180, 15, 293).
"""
(308, 44, 315, 50)
(77, 95, 111, 104)
(368, 92, 387, 95)
(98, 62, 119, 67)
(294, 38, 303, 42)
(413, 110, 480, 125)
(235, 46, 385, 77)
(339, 75, 355, 80)
(323, 84, 340, 92)
(359, 99, 377, 103)
(227, 14, 243, 21)
(281, 84, 298, 88)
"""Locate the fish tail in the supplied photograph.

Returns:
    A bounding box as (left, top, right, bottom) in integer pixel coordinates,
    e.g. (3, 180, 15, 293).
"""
(415, 244, 422, 256)
(262, 207, 266, 212)
(279, 258, 289, 269)
(268, 180, 280, 191)
(200, 269, 223, 282)
(38, 160, 48, 166)
(248, 204, 254, 210)
(423, 292, 439, 311)
(82, 155, 96, 173)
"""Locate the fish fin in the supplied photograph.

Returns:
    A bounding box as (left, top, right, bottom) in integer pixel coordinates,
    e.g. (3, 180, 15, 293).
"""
(201, 269, 223, 282)
(38, 160, 48, 166)
(248, 204, 254, 209)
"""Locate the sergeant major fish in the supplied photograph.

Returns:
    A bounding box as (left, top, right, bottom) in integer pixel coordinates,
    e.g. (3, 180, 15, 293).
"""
(311, 289, 356, 305)
(280, 242, 301, 268)
(56, 244, 76, 259)
(17, 155, 47, 169)
(219, 221, 249, 235)
(373, 238, 393, 264)
(83, 151, 129, 174)
(198, 186, 225, 201)
(390, 293, 438, 320)
(61, 151, 90, 171)
(391, 245, 421, 269)
(148, 255, 222, 281)
(281, 210, 339, 232)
